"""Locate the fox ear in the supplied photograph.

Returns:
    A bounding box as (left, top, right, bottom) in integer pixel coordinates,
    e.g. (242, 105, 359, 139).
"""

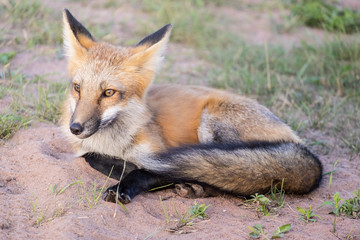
(62, 9, 95, 60)
(136, 24, 172, 48)
(127, 24, 172, 74)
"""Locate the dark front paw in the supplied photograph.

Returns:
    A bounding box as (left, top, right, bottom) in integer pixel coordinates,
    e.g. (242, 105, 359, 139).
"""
(103, 186, 132, 204)
(175, 183, 205, 198)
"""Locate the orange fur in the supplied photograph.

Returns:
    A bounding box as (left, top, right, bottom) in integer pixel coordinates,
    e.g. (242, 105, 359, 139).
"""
(146, 85, 301, 147)
(146, 85, 210, 147)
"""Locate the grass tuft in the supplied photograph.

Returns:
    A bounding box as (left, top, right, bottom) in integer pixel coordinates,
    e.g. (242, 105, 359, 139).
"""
(297, 205, 321, 223)
(248, 223, 292, 239)
(136, 0, 234, 50)
(0, 52, 17, 65)
(0, 70, 67, 140)
(290, 0, 360, 33)
(0, 0, 62, 47)
(0, 111, 31, 141)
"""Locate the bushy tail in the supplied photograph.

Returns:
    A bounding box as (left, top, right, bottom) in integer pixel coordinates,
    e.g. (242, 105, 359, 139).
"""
(139, 141, 322, 196)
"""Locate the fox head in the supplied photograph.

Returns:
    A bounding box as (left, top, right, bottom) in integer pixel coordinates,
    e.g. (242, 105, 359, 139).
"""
(62, 9, 171, 139)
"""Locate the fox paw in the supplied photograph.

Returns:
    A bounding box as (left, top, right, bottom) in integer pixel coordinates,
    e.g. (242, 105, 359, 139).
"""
(174, 183, 206, 198)
(103, 187, 132, 204)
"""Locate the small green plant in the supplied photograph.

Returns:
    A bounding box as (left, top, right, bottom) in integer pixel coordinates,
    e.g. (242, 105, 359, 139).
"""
(272, 224, 293, 239)
(170, 200, 211, 228)
(50, 180, 83, 217)
(270, 179, 285, 209)
(50, 180, 83, 196)
(321, 192, 343, 232)
(77, 179, 113, 210)
(248, 224, 267, 239)
(189, 200, 211, 219)
(321, 192, 342, 214)
(248, 223, 292, 239)
(0, 111, 31, 141)
(247, 193, 272, 216)
(340, 187, 360, 219)
(323, 159, 338, 190)
(30, 180, 83, 226)
(173, 201, 193, 226)
(296, 205, 321, 223)
(160, 196, 170, 224)
(29, 197, 46, 225)
(0, 52, 17, 65)
(113, 162, 129, 216)
(321, 189, 360, 232)
(73, 166, 124, 212)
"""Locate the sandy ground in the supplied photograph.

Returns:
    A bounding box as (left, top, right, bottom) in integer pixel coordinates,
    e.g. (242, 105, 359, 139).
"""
(1, 1, 360, 239)
(0, 123, 359, 239)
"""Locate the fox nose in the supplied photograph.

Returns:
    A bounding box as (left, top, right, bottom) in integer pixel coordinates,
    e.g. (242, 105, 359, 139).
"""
(70, 123, 84, 135)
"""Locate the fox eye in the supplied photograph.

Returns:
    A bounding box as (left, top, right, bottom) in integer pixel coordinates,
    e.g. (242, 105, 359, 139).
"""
(104, 89, 116, 97)
(74, 84, 80, 93)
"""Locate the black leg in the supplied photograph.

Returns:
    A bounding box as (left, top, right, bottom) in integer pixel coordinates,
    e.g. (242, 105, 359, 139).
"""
(82, 153, 137, 180)
(103, 169, 172, 204)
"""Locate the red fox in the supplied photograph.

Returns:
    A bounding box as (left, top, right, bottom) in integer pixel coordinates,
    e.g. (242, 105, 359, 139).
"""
(61, 9, 322, 204)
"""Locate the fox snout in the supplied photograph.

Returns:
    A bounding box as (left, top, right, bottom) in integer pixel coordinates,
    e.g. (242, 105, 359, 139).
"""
(69, 98, 122, 139)
(69, 115, 100, 139)
(69, 100, 101, 139)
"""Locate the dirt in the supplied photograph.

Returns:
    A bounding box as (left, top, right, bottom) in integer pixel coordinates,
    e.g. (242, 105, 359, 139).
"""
(1, 1, 360, 239)
(1, 123, 359, 239)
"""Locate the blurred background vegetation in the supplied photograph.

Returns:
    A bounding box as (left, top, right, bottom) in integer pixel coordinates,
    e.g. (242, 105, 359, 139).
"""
(0, 0, 359, 155)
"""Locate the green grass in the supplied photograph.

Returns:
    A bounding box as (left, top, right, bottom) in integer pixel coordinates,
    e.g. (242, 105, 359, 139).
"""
(173, 200, 211, 227)
(322, 188, 360, 220)
(246, 193, 273, 217)
(321, 192, 342, 232)
(0, 111, 31, 141)
(75, 177, 115, 210)
(30, 197, 46, 225)
(290, 0, 360, 33)
(0, 69, 67, 141)
(0, 52, 17, 65)
(135, 0, 233, 49)
(328, 160, 338, 191)
(340, 189, 360, 219)
(188, 200, 211, 219)
(32, 81, 67, 123)
(160, 196, 170, 224)
(270, 179, 286, 209)
(248, 223, 292, 239)
(207, 39, 360, 150)
(319, 190, 360, 232)
(29, 175, 118, 226)
(160, 198, 211, 232)
(0, 0, 62, 48)
(296, 205, 321, 223)
(243, 182, 285, 217)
